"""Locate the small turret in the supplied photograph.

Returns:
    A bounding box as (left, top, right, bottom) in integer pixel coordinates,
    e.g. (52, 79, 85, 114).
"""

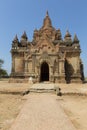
(64, 30, 72, 46)
(12, 35, 19, 48)
(64, 30, 72, 41)
(21, 31, 28, 41)
(55, 29, 62, 40)
(53, 29, 63, 45)
(73, 34, 79, 43)
(13, 35, 19, 43)
(20, 31, 28, 47)
(33, 29, 39, 44)
(72, 34, 80, 49)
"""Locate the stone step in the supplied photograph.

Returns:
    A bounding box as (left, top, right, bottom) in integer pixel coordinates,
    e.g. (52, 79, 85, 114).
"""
(29, 88, 55, 93)
(29, 83, 55, 93)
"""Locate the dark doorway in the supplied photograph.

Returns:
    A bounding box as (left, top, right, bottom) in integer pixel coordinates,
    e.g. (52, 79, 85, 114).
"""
(40, 62, 49, 82)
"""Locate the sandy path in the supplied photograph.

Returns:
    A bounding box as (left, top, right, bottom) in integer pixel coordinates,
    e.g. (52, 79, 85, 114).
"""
(9, 93, 76, 130)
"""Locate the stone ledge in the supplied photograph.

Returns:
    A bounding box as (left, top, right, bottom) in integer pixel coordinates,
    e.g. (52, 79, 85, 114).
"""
(9, 78, 28, 83)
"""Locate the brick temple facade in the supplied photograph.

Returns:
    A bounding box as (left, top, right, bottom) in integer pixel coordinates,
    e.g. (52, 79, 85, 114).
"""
(10, 12, 84, 83)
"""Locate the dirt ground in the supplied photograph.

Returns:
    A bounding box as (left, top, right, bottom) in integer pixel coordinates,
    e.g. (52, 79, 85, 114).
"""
(0, 80, 29, 130)
(59, 95, 87, 130)
(0, 94, 25, 130)
(0, 80, 87, 130)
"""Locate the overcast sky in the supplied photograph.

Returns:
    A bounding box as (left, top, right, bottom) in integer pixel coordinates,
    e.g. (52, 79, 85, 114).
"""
(0, 0, 87, 77)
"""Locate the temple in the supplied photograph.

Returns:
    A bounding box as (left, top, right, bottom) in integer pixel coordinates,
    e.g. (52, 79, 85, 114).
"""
(10, 12, 84, 83)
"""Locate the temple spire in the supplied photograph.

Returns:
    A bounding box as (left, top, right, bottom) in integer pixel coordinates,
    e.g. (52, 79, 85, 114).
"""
(42, 11, 52, 29)
(13, 34, 19, 43)
(73, 34, 79, 43)
(12, 34, 19, 48)
(64, 30, 72, 44)
(64, 30, 72, 40)
(65, 30, 71, 37)
(46, 10, 49, 17)
(21, 31, 28, 41)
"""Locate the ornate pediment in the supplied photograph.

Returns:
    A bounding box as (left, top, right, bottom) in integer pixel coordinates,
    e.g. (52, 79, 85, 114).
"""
(34, 38, 56, 54)
(39, 52, 53, 66)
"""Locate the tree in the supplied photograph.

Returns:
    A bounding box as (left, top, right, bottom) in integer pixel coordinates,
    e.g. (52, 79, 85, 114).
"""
(0, 59, 8, 78)
(0, 59, 4, 69)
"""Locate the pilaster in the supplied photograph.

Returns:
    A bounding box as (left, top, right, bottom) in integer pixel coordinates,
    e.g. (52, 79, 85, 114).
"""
(56, 59, 66, 83)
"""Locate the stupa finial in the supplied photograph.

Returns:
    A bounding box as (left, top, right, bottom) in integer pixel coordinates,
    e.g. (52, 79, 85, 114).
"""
(46, 10, 49, 17)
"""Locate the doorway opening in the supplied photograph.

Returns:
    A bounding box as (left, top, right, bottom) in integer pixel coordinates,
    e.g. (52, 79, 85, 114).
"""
(40, 62, 49, 82)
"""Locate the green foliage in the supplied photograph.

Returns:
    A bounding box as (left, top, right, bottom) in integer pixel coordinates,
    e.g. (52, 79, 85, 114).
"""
(0, 69, 8, 77)
(0, 59, 8, 78)
(0, 59, 4, 68)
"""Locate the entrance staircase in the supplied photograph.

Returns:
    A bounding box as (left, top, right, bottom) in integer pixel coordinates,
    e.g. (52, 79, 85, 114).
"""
(29, 82, 55, 93)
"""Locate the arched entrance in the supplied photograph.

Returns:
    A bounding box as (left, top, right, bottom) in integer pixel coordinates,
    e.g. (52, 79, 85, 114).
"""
(40, 62, 49, 82)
